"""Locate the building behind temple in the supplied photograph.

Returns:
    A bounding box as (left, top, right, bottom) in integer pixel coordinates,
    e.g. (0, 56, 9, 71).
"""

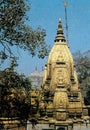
(28, 68, 43, 89)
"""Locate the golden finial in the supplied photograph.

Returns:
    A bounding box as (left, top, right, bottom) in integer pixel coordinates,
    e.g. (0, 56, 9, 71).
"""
(63, 1, 68, 7)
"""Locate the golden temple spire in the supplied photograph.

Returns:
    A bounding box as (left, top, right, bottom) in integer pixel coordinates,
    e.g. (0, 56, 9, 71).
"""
(55, 19, 66, 42)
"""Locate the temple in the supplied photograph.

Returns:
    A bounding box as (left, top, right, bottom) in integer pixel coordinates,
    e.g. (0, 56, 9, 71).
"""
(29, 19, 89, 130)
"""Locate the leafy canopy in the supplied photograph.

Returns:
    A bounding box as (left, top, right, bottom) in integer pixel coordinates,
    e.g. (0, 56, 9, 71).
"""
(0, 0, 50, 64)
(73, 50, 90, 104)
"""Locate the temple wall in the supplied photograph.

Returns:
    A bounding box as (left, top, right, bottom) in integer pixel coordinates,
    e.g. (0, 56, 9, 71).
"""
(26, 122, 90, 130)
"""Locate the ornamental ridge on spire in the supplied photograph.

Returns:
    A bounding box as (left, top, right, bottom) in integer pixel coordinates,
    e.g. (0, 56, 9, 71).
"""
(55, 19, 66, 42)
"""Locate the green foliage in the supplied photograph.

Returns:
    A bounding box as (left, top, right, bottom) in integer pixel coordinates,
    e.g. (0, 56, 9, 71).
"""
(0, 0, 50, 119)
(74, 51, 90, 82)
(73, 50, 90, 104)
(0, 0, 50, 64)
(0, 69, 31, 89)
(0, 67, 31, 118)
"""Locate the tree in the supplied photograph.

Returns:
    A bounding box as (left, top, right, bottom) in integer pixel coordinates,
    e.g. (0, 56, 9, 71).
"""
(73, 50, 90, 104)
(0, 65, 31, 118)
(0, 0, 50, 64)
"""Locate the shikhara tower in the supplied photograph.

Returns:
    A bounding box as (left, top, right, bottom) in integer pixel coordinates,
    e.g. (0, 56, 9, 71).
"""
(29, 20, 89, 130)
(39, 19, 89, 128)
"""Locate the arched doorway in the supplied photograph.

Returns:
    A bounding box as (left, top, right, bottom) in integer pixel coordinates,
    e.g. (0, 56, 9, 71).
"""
(57, 127, 65, 130)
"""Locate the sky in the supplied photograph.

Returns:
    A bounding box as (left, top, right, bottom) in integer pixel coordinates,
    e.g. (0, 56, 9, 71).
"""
(4, 0, 90, 75)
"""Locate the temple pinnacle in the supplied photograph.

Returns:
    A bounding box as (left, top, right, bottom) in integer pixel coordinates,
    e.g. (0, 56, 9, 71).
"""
(55, 19, 66, 42)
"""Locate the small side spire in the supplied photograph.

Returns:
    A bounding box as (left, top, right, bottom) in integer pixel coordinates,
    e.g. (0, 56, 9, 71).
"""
(55, 19, 66, 42)
(35, 66, 37, 71)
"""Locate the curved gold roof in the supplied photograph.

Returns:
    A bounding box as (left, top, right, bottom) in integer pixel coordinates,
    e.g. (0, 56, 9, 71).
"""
(42, 20, 77, 92)
(29, 19, 88, 123)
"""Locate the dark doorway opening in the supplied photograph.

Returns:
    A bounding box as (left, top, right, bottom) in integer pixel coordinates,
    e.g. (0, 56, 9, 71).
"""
(57, 127, 65, 130)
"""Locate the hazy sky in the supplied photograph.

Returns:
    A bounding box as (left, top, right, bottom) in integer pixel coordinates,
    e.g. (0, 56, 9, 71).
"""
(17, 0, 90, 75)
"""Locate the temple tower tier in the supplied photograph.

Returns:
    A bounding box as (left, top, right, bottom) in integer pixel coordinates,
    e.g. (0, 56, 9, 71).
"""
(29, 19, 89, 130)
(41, 19, 88, 125)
